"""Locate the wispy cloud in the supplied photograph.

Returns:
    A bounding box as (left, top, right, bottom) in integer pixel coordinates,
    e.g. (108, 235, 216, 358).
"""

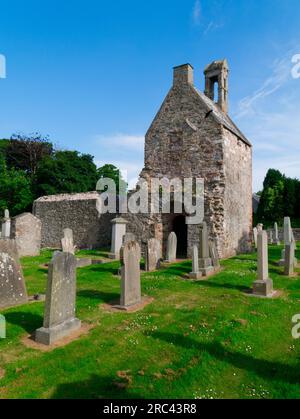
(234, 55, 292, 119)
(94, 133, 144, 150)
(192, 0, 201, 26)
(203, 20, 224, 36)
(233, 49, 300, 191)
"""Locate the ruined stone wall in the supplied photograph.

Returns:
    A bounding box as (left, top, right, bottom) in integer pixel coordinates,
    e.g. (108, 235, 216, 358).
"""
(223, 128, 252, 257)
(33, 192, 113, 249)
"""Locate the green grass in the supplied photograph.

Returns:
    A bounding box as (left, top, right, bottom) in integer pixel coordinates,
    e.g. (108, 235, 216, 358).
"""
(0, 244, 300, 399)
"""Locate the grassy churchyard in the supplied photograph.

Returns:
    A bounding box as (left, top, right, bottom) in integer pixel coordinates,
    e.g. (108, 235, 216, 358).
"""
(0, 243, 300, 399)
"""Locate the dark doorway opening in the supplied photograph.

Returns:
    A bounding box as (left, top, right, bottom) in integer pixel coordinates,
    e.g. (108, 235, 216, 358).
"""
(172, 215, 187, 258)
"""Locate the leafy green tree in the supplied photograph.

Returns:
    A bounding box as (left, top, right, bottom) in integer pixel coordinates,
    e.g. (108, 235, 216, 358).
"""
(0, 154, 33, 215)
(97, 164, 127, 192)
(35, 150, 98, 196)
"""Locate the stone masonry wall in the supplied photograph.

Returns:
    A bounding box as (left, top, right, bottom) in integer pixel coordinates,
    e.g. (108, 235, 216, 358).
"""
(33, 192, 113, 249)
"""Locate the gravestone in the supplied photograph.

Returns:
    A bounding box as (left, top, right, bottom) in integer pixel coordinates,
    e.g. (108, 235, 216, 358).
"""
(11, 213, 41, 257)
(253, 231, 273, 297)
(61, 228, 75, 255)
(145, 238, 161, 272)
(284, 217, 292, 245)
(123, 233, 136, 244)
(165, 232, 177, 263)
(274, 222, 280, 245)
(257, 223, 263, 233)
(0, 239, 28, 309)
(253, 227, 258, 249)
(119, 241, 141, 309)
(269, 230, 273, 244)
(189, 245, 202, 280)
(1, 209, 11, 239)
(35, 252, 81, 345)
(198, 222, 214, 276)
(209, 239, 220, 269)
(284, 242, 295, 277)
(109, 218, 127, 259)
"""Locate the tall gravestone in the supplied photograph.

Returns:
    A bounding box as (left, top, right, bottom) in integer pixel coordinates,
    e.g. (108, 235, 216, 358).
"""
(257, 223, 263, 233)
(198, 222, 214, 276)
(35, 252, 81, 345)
(0, 239, 28, 309)
(279, 217, 297, 266)
(1, 209, 11, 239)
(119, 241, 141, 309)
(61, 228, 75, 255)
(269, 230, 273, 245)
(284, 242, 295, 277)
(253, 231, 273, 297)
(165, 232, 177, 263)
(274, 222, 280, 245)
(189, 245, 202, 280)
(109, 218, 127, 259)
(145, 238, 161, 272)
(253, 227, 258, 249)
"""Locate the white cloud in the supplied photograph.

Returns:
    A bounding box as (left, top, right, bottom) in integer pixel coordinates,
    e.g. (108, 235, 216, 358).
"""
(94, 133, 144, 151)
(192, 0, 201, 26)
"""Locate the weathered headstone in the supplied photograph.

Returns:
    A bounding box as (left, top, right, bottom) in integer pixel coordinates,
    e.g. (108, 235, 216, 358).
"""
(165, 232, 177, 263)
(189, 245, 202, 280)
(11, 213, 41, 257)
(119, 241, 141, 308)
(123, 232, 136, 244)
(198, 222, 214, 276)
(257, 223, 263, 233)
(0, 239, 28, 309)
(209, 239, 220, 269)
(284, 242, 295, 277)
(35, 252, 81, 345)
(253, 231, 273, 297)
(1, 209, 11, 239)
(109, 218, 127, 259)
(145, 238, 161, 272)
(253, 227, 258, 249)
(274, 222, 280, 245)
(61, 228, 75, 255)
(284, 217, 292, 245)
(268, 230, 273, 245)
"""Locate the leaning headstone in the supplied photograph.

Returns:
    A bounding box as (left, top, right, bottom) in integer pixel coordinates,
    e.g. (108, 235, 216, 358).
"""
(198, 222, 214, 276)
(0, 239, 28, 309)
(119, 241, 141, 309)
(35, 252, 81, 345)
(109, 218, 128, 259)
(145, 238, 161, 272)
(61, 228, 75, 255)
(1, 209, 11, 239)
(253, 231, 273, 297)
(284, 242, 295, 277)
(189, 245, 202, 280)
(165, 232, 177, 263)
(11, 213, 41, 257)
(209, 239, 220, 269)
(253, 227, 258, 249)
(274, 222, 280, 245)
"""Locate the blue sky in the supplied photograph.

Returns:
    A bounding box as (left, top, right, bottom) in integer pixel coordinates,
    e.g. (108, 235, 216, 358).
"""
(0, 0, 299, 191)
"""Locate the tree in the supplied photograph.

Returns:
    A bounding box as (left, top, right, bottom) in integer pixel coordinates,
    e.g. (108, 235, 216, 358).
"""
(0, 154, 33, 215)
(35, 150, 98, 196)
(5, 132, 53, 176)
(97, 164, 127, 193)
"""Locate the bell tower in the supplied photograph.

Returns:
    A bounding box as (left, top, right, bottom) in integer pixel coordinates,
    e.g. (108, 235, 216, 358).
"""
(204, 59, 229, 114)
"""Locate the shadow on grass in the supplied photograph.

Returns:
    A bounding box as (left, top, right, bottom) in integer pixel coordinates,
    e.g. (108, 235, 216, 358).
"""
(193, 280, 250, 293)
(86, 263, 120, 276)
(150, 332, 300, 385)
(5, 311, 43, 333)
(77, 289, 119, 303)
(51, 374, 142, 399)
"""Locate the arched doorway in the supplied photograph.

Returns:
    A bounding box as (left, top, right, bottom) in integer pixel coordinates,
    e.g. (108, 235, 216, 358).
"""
(172, 215, 187, 258)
